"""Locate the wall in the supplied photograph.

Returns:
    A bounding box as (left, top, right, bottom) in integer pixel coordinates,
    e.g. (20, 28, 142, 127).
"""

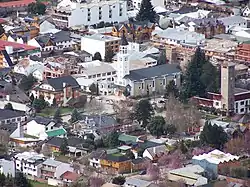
(55, 163, 73, 179)
(26, 120, 46, 137)
(48, 178, 63, 186)
(81, 37, 105, 58)
(192, 159, 218, 176)
(143, 149, 153, 160)
(0, 159, 15, 177)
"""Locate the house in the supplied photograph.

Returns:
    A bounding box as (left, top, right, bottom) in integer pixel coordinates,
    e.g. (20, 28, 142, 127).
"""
(218, 16, 247, 33)
(0, 40, 41, 68)
(89, 150, 106, 168)
(41, 159, 73, 180)
(131, 157, 149, 172)
(9, 25, 39, 40)
(0, 82, 31, 112)
(31, 75, 81, 106)
(0, 0, 35, 13)
(242, 5, 250, 17)
(235, 41, 250, 62)
(60, 171, 81, 186)
(81, 34, 121, 59)
(167, 165, 208, 186)
(124, 178, 152, 187)
(100, 153, 131, 174)
(0, 109, 26, 125)
(111, 22, 155, 42)
(0, 158, 15, 177)
(45, 136, 89, 156)
(151, 28, 205, 48)
(26, 116, 67, 140)
(13, 152, 45, 178)
(75, 114, 120, 135)
(52, 0, 128, 28)
(143, 145, 167, 161)
(28, 31, 72, 52)
(192, 149, 240, 176)
(194, 62, 250, 114)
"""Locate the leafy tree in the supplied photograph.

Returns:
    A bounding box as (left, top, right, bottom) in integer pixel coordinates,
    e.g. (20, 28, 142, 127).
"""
(32, 96, 47, 112)
(60, 138, 68, 155)
(29, 94, 35, 103)
(200, 122, 228, 149)
(147, 116, 165, 138)
(53, 108, 62, 123)
(89, 83, 97, 96)
(70, 109, 82, 123)
(4, 103, 13, 110)
(123, 88, 130, 97)
(157, 50, 166, 65)
(93, 52, 102, 61)
(104, 47, 114, 62)
(125, 150, 135, 159)
(19, 74, 37, 91)
(135, 0, 157, 23)
(112, 176, 126, 185)
(104, 131, 120, 148)
(165, 80, 179, 98)
(27, 2, 46, 15)
(133, 99, 154, 128)
(15, 172, 32, 187)
(52, 98, 57, 106)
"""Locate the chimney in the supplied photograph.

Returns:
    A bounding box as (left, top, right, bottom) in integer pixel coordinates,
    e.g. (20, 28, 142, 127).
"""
(6, 95, 10, 101)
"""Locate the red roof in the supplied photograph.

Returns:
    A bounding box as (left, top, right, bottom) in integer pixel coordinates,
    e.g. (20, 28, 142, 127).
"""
(0, 0, 35, 7)
(0, 40, 38, 51)
(0, 18, 7, 24)
(61, 171, 80, 181)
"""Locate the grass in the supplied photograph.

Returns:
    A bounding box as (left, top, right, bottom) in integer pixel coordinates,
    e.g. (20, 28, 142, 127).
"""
(55, 154, 71, 163)
(29, 181, 53, 187)
(38, 107, 74, 117)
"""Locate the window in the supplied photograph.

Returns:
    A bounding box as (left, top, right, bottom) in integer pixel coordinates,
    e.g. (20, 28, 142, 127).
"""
(152, 81, 155, 87)
(107, 72, 111, 75)
(141, 83, 144, 89)
(240, 101, 245, 105)
(102, 73, 106, 76)
(11, 118, 16, 122)
(215, 102, 219, 106)
(236, 102, 238, 108)
(240, 108, 244, 113)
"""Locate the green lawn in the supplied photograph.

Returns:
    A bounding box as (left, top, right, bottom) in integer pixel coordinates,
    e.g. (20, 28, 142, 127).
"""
(29, 181, 53, 187)
(38, 107, 74, 117)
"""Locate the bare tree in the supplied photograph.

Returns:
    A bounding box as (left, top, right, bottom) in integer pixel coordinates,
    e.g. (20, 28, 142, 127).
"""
(147, 163, 160, 181)
(224, 137, 244, 155)
(0, 130, 10, 145)
(192, 147, 212, 156)
(89, 176, 105, 187)
(84, 98, 105, 114)
(165, 96, 201, 133)
(158, 150, 186, 169)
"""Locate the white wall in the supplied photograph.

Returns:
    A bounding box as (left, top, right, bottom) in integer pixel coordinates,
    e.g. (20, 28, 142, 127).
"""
(55, 163, 73, 179)
(132, 0, 166, 10)
(142, 149, 153, 160)
(81, 37, 105, 58)
(28, 39, 42, 51)
(40, 21, 56, 33)
(26, 120, 46, 137)
(0, 159, 15, 177)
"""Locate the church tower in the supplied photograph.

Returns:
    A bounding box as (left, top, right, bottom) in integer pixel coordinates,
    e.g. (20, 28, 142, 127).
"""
(116, 32, 129, 86)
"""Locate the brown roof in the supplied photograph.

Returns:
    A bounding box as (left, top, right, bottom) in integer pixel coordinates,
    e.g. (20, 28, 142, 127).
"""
(61, 171, 81, 181)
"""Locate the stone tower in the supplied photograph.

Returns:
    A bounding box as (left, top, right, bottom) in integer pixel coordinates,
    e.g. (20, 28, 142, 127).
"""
(221, 62, 235, 115)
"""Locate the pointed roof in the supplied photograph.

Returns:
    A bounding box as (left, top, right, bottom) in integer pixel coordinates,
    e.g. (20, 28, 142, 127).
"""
(120, 32, 128, 46)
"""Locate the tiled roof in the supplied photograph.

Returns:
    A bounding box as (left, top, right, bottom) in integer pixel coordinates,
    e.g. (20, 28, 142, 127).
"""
(0, 109, 25, 120)
(61, 171, 80, 181)
(46, 128, 66, 137)
(0, 40, 38, 51)
(0, 0, 35, 7)
(102, 153, 130, 162)
(44, 75, 79, 91)
(29, 116, 55, 126)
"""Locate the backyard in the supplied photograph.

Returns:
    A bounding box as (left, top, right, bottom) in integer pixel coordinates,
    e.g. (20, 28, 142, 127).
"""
(29, 181, 53, 187)
(38, 107, 76, 117)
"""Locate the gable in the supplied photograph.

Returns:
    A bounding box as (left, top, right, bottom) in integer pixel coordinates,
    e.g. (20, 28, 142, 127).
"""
(39, 83, 55, 91)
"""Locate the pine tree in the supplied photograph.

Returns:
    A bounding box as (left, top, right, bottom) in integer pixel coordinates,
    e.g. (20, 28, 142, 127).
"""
(135, 0, 157, 23)
(93, 52, 102, 61)
(157, 50, 166, 65)
(147, 116, 166, 138)
(54, 108, 62, 123)
(60, 138, 69, 155)
(4, 103, 13, 110)
(70, 109, 82, 123)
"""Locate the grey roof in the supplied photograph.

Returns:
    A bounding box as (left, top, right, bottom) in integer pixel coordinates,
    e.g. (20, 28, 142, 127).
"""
(124, 64, 181, 81)
(81, 114, 118, 128)
(125, 178, 152, 187)
(43, 159, 62, 167)
(46, 136, 85, 148)
(29, 116, 55, 126)
(171, 5, 198, 14)
(218, 16, 246, 25)
(0, 123, 17, 134)
(44, 75, 79, 91)
(0, 109, 25, 120)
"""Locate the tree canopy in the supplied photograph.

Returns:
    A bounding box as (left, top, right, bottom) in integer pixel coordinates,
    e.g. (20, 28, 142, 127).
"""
(200, 122, 228, 149)
(147, 116, 166, 138)
(133, 99, 154, 128)
(135, 0, 157, 23)
(19, 74, 37, 92)
(112, 176, 126, 185)
(60, 138, 69, 155)
(70, 109, 82, 124)
(27, 2, 46, 15)
(180, 47, 220, 101)
(89, 83, 98, 96)
(32, 96, 48, 112)
(93, 52, 102, 61)
(104, 131, 120, 148)
(157, 50, 166, 65)
(165, 80, 179, 98)
(104, 47, 114, 62)
(54, 108, 62, 123)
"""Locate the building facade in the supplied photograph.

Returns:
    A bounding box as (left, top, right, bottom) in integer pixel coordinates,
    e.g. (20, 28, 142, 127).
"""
(235, 42, 250, 63)
(52, 0, 128, 28)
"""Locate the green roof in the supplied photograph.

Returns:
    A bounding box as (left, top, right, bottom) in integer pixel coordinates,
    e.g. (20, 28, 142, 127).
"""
(118, 134, 137, 143)
(46, 128, 66, 137)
